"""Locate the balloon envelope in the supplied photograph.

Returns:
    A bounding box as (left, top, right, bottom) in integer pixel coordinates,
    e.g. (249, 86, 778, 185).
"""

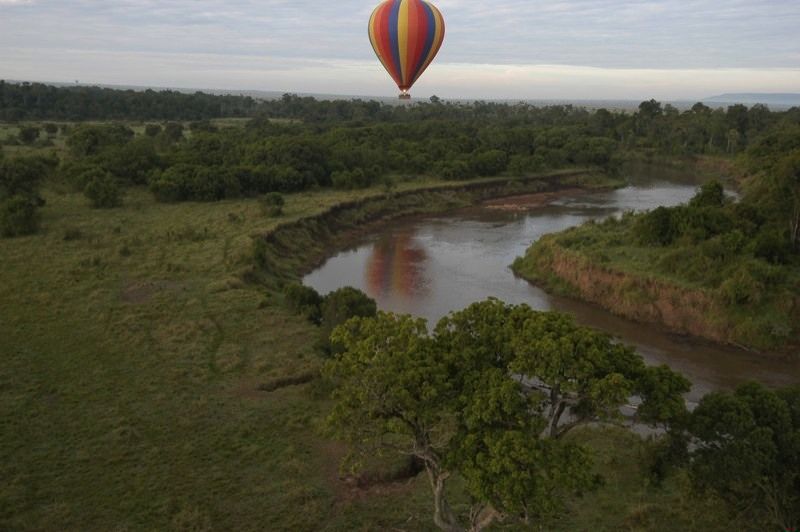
(368, 0, 445, 94)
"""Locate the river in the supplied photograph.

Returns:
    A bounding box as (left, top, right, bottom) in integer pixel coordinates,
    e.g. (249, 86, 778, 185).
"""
(304, 171, 800, 403)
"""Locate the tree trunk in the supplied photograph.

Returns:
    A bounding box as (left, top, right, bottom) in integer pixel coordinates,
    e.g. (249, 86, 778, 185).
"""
(548, 400, 567, 438)
(469, 504, 504, 532)
(426, 466, 462, 532)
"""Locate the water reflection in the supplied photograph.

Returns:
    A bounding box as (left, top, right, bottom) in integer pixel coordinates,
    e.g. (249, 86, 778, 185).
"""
(366, 232, 428, 301)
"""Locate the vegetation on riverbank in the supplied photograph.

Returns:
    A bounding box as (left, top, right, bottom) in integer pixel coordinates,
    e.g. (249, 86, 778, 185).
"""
(514, 128, 800, 353)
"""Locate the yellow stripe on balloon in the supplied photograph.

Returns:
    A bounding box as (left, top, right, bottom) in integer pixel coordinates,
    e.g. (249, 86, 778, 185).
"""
(414, 1, 444, 84)
(398, 0, 410, 86)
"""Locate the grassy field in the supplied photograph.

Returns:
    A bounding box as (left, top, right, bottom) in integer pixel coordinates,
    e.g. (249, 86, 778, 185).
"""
(0, 157, 740, 530)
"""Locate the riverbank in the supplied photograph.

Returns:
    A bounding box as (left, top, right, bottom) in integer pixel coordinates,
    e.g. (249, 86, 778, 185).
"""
(251, 168, 616, 284)
(513, 231, 800, 357)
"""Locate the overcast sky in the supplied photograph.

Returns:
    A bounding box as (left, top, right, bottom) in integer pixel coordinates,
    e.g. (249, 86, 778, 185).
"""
(1, 0, 798, 100)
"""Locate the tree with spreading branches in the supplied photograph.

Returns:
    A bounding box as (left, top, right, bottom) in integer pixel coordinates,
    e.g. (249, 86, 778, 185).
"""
(325, 299, 689, 531)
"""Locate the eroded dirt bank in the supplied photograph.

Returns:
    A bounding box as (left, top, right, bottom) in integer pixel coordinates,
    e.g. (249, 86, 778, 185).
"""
(514, 237, 799, 357)
(251, 170, 604, 284)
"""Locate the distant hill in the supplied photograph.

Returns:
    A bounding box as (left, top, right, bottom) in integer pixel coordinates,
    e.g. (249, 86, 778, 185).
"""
(703, 93, 800, 107)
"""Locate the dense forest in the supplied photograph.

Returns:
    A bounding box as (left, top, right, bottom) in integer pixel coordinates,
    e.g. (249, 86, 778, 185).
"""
(3, 82, 799, 226)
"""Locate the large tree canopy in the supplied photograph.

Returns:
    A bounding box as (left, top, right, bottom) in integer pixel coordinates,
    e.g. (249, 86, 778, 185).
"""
(325, 299, 690, 531)
(685, 382, 800, 531)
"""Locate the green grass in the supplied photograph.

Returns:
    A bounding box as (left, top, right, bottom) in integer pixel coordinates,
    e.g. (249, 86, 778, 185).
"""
(1, 173, 737, 530)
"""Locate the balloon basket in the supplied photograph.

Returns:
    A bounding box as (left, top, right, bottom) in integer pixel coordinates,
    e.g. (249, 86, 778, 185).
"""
(399, 92, 411, 100)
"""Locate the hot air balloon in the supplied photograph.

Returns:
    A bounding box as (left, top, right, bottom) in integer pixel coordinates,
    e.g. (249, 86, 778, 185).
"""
(368, 0, 445, 100)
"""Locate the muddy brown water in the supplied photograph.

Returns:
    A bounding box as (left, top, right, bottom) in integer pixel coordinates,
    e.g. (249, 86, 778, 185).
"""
(304, 172, 800, 404)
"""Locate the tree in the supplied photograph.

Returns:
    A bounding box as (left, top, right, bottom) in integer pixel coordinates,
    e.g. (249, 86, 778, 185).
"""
(66, 124, 134, 157)
(162, 122, 185, 143)
(318, 287, 376, 353)
(83, 170, 122, 208)
(325, 300, 689, 531)
(283, 283, 323, 323)
(686, 383, 800, 531)
(18, 126, 40, 145)
(690, 180, 726, 209)
(259, 192, 285, 217)
(1, 195, 40, 237)
(144, 124, 162, 137)
(777, 152, 800, 251)
(635, 206, 679, 246)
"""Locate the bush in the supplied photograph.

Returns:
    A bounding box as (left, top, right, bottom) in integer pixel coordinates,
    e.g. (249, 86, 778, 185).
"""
(689, 180, 726, 208)
(436, 159, 472, 181)
(471, 149, 509, 176)
(283, 283, 323, 323)
(149, 165, 195, 202)
(84, 171, 122, 208)
(66, 124, 134, 157)
(318, 287, 377, 354)
(719, 266, 764, 306)
(18, 127, 40, 145)
(1, 195, 40, 237)
(635, 207, 678, 246)
(331, 169, 370, 190)
(98, 138, 161, 185)
(260, 192, 285, 217)
(144, 124, 162, 137)
(67, 164, 107, 191)
(163, 122, 185, 143)
(752, 228, 791, 264)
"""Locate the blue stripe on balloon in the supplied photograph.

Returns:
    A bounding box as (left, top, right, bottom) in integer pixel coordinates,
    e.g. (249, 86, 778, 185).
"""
(388, 0, 402, 84)
(414, 1, 437, 79)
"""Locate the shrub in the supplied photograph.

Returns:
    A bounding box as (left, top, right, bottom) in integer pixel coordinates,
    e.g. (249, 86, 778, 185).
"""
(98, 138, 161, 185)
(283, 283, 323, 323)
(318, 287, 377, 354)
(1, 195, 40, 237)
(18, 127, 40, 145)
(436, 159, 472, 181)
(144, 124, 162, 137)
(752, 228, 791, 264)
(689, 180, 726, 208)
(149, 165, 195, 202)
(84, 171, 122, 208)
(635, 207, 678, 246)
(163, 122, 185, 143)
(719, 266, 764, 306)
(67, 164, 107, 191)
(331, 169, 370, 190)
(66, 124, 134, 157)
(471, 149, 509, 176)
(260, 192, 285, 217)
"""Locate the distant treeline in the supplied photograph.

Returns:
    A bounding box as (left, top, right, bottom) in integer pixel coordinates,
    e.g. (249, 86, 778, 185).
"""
(3, 83, 800, 237)
(0, 81, 263, 121)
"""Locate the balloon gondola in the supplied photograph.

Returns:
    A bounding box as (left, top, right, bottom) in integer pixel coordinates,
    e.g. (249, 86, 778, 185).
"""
(368, 0, 445, 100)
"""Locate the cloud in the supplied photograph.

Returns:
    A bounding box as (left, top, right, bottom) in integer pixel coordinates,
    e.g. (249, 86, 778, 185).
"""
(0, 0, 798, 98)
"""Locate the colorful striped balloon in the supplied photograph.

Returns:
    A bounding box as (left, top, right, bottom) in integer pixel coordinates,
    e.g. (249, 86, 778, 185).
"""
(368, 0, 445, 98)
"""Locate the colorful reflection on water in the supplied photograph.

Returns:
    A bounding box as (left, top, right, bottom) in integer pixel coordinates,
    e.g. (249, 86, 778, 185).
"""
(366, 232, 428, 300)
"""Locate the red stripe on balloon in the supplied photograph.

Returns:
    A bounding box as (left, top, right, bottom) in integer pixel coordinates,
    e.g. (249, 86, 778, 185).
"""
(410, 0, 428, 80)
(376, 3, 402, 86)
